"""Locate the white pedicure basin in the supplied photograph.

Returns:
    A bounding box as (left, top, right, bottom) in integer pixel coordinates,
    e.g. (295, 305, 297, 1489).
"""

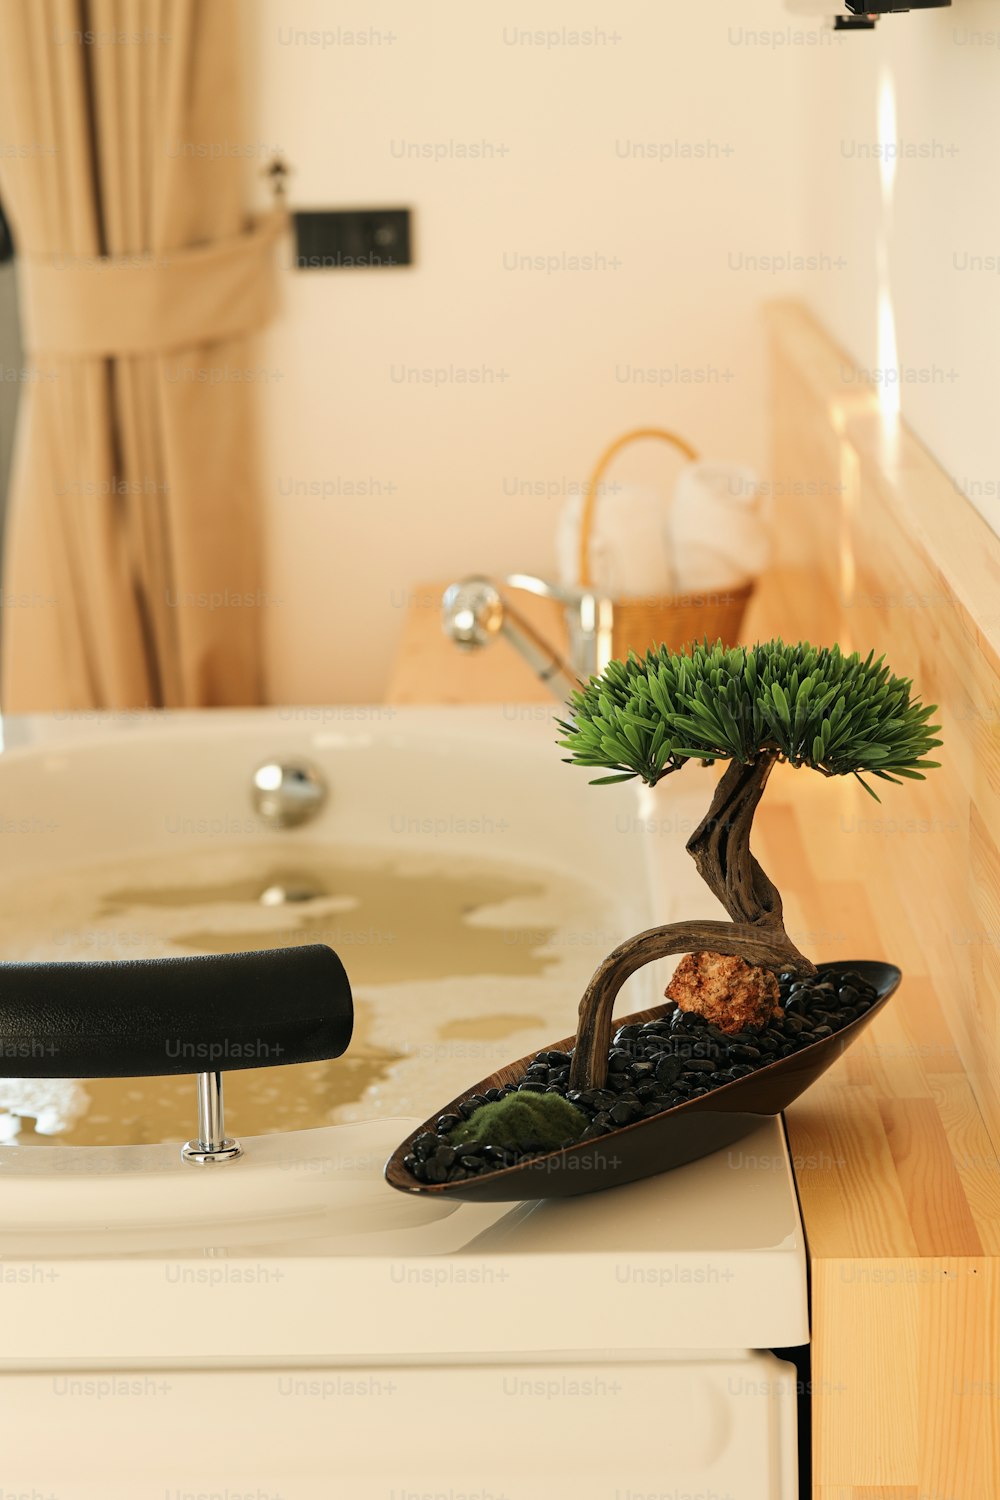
(0, 708, 809, 1497)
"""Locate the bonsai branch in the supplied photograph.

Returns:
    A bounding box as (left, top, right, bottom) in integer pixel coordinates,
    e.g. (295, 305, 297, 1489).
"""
(568, 919, 814, 1092)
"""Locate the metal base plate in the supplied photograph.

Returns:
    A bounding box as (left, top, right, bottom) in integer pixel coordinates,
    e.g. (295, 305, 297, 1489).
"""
(180, 1138, 243, 1164)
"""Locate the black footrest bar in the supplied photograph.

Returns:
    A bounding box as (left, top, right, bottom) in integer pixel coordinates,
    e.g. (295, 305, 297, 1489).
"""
(0, 945, 353, 1080)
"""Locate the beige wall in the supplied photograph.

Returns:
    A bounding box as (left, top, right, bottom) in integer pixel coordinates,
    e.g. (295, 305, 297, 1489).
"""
(2, 6, 993, 704)
(797, 1, 1000, 533)
(247, 0, 810, 702)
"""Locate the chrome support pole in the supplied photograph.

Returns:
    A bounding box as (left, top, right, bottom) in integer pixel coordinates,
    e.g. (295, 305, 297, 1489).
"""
(181, 1071, 243, 1164)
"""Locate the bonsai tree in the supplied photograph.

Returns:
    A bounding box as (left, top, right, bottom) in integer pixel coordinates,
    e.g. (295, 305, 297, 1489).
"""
(557, 639, 941, 1089)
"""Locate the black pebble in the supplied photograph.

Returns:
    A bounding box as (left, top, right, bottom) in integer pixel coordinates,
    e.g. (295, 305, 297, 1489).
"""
(481, 1145, 511, 1165)
(583, 1088, 618, 1111)
(610, 1101, 637, 1125)
(655, 1056, 683, 1086)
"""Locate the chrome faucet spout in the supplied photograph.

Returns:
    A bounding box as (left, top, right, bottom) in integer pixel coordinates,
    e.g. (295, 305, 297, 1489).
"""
(441, 574, 614, 702)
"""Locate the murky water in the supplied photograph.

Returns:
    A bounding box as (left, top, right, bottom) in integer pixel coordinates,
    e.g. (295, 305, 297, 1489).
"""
(0, 844, 618, 1146)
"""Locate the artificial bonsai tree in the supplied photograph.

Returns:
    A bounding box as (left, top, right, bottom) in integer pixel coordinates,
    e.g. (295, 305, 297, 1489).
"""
(557, 638, 941, 1091)
(386, 638, 943, 1193)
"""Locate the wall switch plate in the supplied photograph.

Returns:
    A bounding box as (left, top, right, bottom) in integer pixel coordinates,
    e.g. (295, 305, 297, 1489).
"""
(293, 209, 412, 270)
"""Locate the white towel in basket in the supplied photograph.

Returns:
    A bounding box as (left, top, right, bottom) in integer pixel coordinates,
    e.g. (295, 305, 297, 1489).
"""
(556, 485, 674, 597)
(666, 462, 770, 593)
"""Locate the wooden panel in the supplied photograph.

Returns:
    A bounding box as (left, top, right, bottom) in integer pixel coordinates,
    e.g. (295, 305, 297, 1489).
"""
(846, 1491, 919, 1500)
(766, 301, 1000, 1499)
(812, 1260, 1000, 1500)
(847, 1491, 919, 1500)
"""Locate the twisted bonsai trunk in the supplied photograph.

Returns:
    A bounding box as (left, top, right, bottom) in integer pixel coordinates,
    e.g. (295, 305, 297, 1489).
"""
(685, 751, 787, 929)
(568, 752, 817, 1092)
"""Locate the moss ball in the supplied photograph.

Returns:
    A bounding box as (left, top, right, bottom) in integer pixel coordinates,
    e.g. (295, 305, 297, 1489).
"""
(449, 1090, 588, 1153)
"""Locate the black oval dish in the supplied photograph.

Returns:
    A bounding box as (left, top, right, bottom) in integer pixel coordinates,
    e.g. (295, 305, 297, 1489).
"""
(385, 960, 900, 1201)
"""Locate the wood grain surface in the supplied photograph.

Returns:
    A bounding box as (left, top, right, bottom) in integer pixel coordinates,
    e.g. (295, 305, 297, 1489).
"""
(765, 301, 1000, 1500)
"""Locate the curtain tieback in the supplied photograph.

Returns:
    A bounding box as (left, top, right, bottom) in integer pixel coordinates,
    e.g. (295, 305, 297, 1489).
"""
(18, 210, 287, 356)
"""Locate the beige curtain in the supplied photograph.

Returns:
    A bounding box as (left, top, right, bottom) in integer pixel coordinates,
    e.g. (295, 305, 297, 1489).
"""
(0, 0, 283, 710)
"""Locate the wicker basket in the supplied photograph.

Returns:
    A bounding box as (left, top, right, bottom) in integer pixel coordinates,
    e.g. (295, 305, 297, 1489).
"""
(578, 426, 754, 659)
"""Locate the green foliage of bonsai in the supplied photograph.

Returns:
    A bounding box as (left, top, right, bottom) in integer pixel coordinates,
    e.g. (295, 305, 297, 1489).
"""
(557, 638, 941, 798)
(450, 1091, 588, 1153)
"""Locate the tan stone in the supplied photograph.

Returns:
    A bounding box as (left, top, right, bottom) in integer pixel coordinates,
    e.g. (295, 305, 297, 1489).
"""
(666, 950, 782, 1035)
